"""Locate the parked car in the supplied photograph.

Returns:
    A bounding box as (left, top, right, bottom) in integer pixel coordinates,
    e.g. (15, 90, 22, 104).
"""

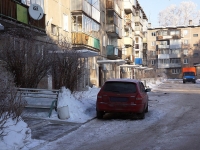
(96, 79, 151, 119)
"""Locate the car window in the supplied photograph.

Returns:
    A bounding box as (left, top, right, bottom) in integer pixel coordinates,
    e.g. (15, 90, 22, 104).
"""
(139, 82, 146, 93)
(103, 82, 137, 94)
(184, 72, 195, 76)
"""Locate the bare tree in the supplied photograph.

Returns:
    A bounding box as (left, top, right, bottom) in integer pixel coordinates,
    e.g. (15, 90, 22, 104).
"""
(158, 1, 200, 26)
(0, 66, 27, 137)
(0, 27, 85, 91)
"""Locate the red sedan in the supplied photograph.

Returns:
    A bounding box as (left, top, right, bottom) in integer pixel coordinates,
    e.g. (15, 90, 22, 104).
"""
(96, 79, 151, 119)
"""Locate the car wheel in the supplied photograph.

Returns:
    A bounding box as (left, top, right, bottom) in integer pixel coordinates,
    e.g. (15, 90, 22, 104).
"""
(137, 110, 145, 120)
(183, 81, 185, 84)
(145, 103, 148, 113)
(97, 111, 104, 119)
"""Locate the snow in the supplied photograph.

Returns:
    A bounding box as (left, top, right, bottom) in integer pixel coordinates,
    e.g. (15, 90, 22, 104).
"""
(1, 78, 200, 150)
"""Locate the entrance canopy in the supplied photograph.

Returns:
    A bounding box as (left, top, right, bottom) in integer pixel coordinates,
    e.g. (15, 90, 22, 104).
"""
(77, 49, 99, 58)
(97, 59, 126, 65)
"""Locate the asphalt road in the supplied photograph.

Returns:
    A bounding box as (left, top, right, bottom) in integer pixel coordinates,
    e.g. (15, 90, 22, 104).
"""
(29, 81, 200, 150)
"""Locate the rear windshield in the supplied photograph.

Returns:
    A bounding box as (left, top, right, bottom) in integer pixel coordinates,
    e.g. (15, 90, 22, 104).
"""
(184, 72, 195, 76)
(103, 82, 137, 94)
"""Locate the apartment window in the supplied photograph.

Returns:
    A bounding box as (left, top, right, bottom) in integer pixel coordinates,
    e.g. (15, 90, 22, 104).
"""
(183, 30, 188, 36)
(172, 69, 180, 74)
(151, 32, 156, 36)
(151, 60, 155, 65)
(135, 37, 139, 43)
(193, 34, 198, 37)
(193, 44, 198, 47)
(122, 48, 127, 55)
(183, 49, 188, 56)
(183, 40, 188, 45)
(183, 58, 188, 64)
(151, 41, 156, 46)
(51, 24, 57, 35)
(63, 14, 68, 31)
(170, 58, 180, 63)
(193, 53, 199, 57)
(135, 44, 139, 49)
(159, 59, 169, 64)
(135, 51, 139, 57)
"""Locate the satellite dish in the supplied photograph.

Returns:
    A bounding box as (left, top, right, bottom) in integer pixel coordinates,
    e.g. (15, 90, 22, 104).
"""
(28, 3, 43, 20)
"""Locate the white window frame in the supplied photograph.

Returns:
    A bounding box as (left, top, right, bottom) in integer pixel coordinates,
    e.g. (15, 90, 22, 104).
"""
(183, 58, 188, 64)
(63, 14, 68, 31)
(172, 69, 180, 74)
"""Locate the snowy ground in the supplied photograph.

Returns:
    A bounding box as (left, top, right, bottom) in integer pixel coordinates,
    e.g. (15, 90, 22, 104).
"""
(1, 79, 200, 150)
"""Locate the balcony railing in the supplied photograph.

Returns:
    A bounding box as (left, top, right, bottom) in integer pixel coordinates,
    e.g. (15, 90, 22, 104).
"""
(158, 63, 181, 68)
(106, 24, 122, 39)
(156, 35, 172, 41)
(106, 0, 121, 17)
(124, 37, 133, 47)
(0, 0, 45, 31)
(124, 1, 133, 13)
(72, 32, 100, 51)
(106, 45, 122, 60)
(158, 45, 170, 49)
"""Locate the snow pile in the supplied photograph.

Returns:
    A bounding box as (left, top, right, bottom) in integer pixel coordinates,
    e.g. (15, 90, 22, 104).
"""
(0, 116, 44, 150)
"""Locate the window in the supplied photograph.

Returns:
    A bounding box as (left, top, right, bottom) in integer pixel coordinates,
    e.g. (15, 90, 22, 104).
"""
(193, 34, 198, 37)
(51, 24, 57, 35)
(135, 37, 139, 43)
(183, 40, 188, 45)
(135, 51, 139, 57)
(63, 14, 68, 31)
(193, 44, 198, 47)
(183, 58, 188, 64)
(183, 30, 188, 36)
(92, 57, 96, 69)
(151, 60, 155, 65)
(183, 49, 188, 56)
(151, 32, 156, 36)
(172, 69, 180, 74)
(151, 41, 156, 46)
(193, 53, 199, 57)
(170, 58, 180, 63)
(122, 48, 127, 55)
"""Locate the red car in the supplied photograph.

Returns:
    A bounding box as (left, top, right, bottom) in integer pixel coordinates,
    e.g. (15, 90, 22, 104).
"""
(96, 79, 151, 119)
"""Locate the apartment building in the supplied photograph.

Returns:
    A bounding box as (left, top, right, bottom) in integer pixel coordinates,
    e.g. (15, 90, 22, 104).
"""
(0, 0, 148, 89)
(147, 22, 200, 79)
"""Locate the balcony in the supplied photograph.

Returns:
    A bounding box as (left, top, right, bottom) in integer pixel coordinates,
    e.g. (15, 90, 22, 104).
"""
(0, 0, 45, 31)
(135, 16, 143, 25)
(106, 45, 122, 60)
(106, 0, 121, 17)
(72, 32, 100, 51)
(156, 35, 172, 41)
(106, 24, 122, 39)
(158, 63, 181, 69)
(124, 1, 133, 13)
(158, 45, 170, 49)
(123, 37, 133, 48)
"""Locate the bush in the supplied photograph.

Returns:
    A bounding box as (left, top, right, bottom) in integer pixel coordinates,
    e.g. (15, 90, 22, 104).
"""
(0, 66, 27, 136)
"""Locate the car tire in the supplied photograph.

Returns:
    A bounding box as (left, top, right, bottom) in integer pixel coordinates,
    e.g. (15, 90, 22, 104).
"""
(97, 111, 104, 119)
(137, 110, 145, 120)
(183, 81, 185, 84)
(145, 103, 148, 113)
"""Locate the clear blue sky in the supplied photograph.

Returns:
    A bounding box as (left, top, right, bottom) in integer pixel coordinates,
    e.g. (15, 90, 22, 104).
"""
(138, 0, 200, 27)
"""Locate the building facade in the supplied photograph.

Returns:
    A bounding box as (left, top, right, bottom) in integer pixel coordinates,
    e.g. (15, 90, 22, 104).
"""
(1, 0, 148, 89)
(147, 22, 200, 79)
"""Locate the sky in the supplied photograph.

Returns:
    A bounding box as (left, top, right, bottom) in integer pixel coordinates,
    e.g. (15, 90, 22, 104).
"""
(138, 0, 200, 27)
(1, 79, 200, 149)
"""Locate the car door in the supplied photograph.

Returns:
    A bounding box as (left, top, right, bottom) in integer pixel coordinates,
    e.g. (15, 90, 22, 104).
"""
(139, 82, 148, 104)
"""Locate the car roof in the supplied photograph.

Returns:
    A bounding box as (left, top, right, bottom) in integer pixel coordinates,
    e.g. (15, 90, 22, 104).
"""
(105, 78, 140, 83)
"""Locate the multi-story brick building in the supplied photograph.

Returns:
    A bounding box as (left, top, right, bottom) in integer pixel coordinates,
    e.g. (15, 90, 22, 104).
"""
(147, 21, 200, 79)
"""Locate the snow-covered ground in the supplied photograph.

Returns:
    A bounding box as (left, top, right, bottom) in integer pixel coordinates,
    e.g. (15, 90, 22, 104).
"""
(1, 79, 200, 150)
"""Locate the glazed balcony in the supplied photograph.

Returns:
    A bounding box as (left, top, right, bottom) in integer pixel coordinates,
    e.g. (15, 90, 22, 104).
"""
(106, 45, 122, 60)
(123, 37, 133, 48)
(124, 0, 133, 13)
(158, 63, 181, 69)
(106, 0, 122, 17)
(106, 24, 122, 39)
(72, 32, 100, 51)
(156, 35, 172, 41)
(0, 0, 45, 31)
